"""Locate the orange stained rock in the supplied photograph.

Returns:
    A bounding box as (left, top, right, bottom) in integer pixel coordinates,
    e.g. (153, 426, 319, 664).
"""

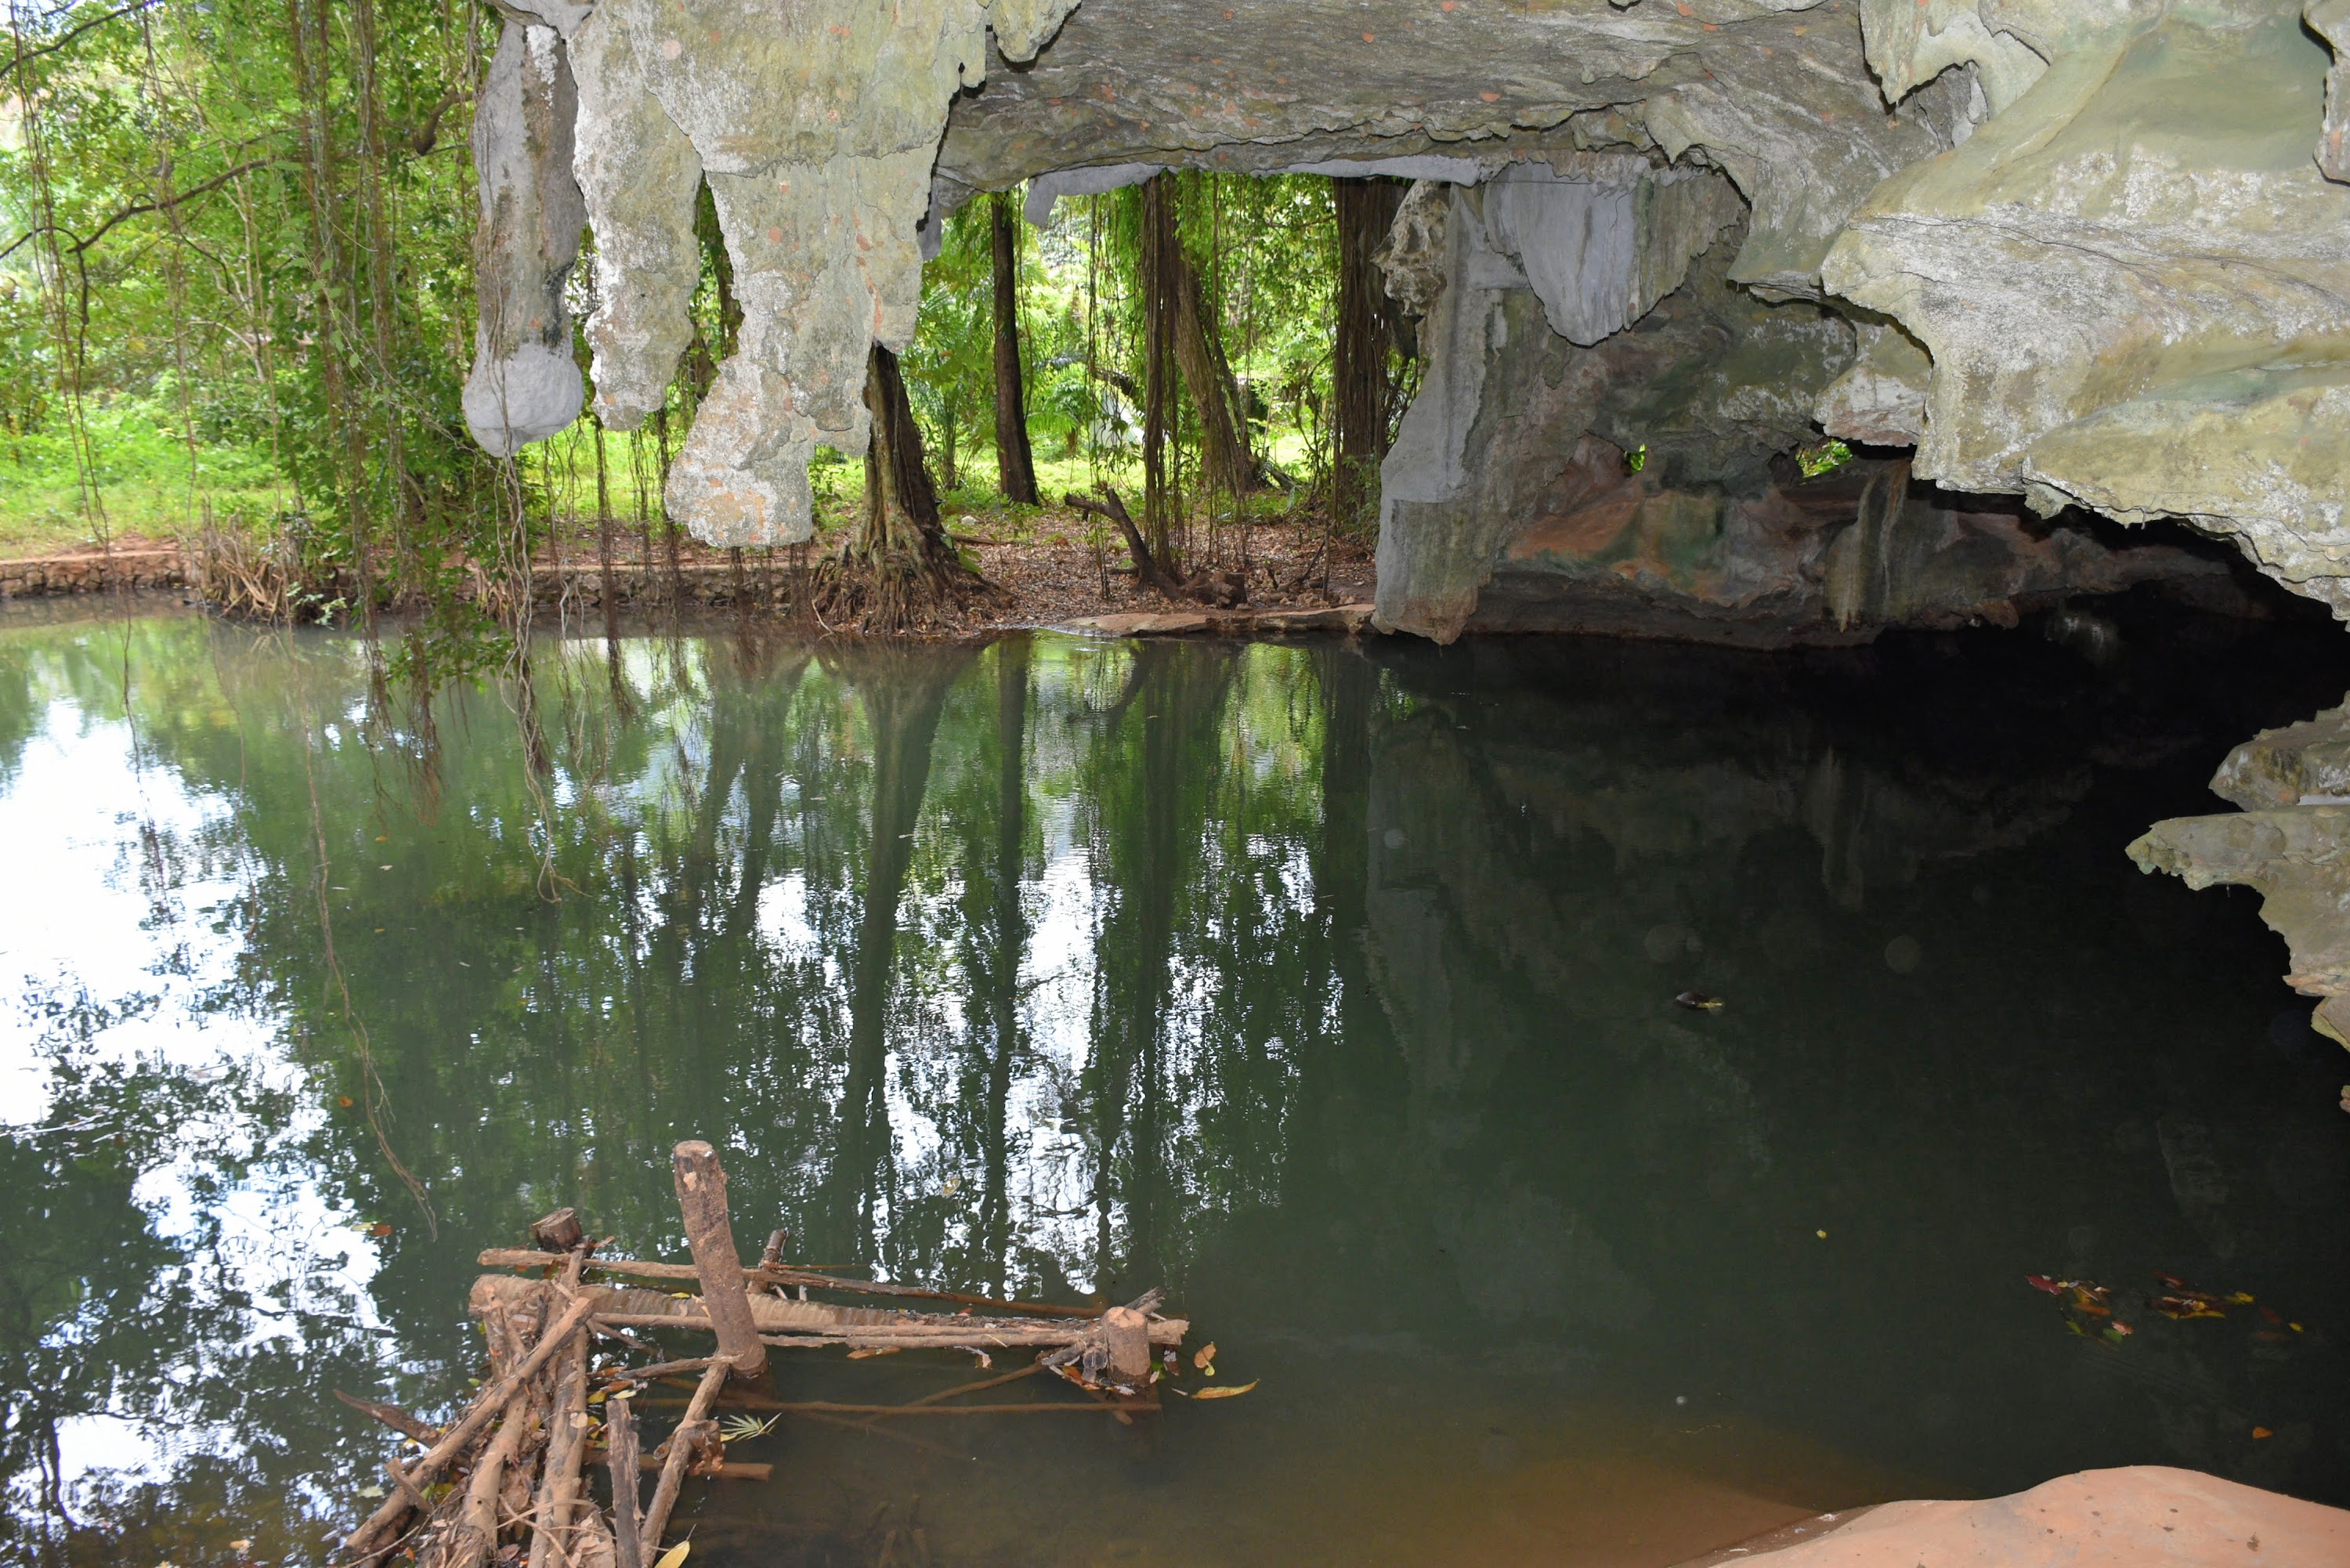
(1716, 1467, 2348, 1567)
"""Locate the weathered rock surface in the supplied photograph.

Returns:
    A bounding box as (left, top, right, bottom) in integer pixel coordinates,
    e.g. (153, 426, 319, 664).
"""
(1824, 2, 2350, 611)
(1682, 1465, 2350, 1566)
(465, 17, 587, 457)
(560, 0, 1078, 545)
(2133, 697, 2350, 1045)
(1372, 186, 2222, 644)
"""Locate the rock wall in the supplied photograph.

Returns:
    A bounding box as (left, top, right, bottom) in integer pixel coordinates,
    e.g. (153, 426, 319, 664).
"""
(1371, 183, 2225, 644)
(1824, 2, 2350, 614)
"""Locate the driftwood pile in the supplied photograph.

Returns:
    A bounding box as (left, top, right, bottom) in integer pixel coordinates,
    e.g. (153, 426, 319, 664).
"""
(339, 1140, 1190, 1567)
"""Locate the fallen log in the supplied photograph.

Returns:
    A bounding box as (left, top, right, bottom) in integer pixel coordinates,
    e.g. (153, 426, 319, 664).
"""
(342, 1290, 601, 1559)
(606, 1396, 642, 1568)
(471, 1274, 1188, 1351)
(671, 1143, 765, 1378)
(438, 1393, 538, 1568)
(582, 1444, 775, 1481)
(479, 1247, 1099, 1318)
(524, 1321, 591, 1568)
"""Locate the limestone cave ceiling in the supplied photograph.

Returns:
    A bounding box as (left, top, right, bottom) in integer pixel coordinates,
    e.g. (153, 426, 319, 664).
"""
(465, 0, 2350, 628)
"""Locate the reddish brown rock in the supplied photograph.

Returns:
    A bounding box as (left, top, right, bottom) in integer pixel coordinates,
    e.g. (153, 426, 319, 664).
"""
(1690, 1466, 2348, 1567)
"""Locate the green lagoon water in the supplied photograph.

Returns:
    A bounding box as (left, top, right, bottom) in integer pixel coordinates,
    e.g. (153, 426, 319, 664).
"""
(2, 600, 2347, 1567)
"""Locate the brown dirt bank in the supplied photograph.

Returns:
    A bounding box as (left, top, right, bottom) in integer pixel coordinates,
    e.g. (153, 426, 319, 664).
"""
(0, 510, 1375, 638)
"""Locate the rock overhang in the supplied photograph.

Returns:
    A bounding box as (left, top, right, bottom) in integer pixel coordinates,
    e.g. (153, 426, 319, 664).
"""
(461, 0, 2350, 634)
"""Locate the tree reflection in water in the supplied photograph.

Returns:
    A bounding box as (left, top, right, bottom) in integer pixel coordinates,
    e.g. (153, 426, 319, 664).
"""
(3, 604, 2348, 1566)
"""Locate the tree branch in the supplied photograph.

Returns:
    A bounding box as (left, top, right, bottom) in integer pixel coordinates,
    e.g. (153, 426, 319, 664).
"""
(5, 0, 161, 71)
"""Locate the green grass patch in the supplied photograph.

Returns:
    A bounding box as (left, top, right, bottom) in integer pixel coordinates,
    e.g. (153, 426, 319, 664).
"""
(0, 399, 284, 556)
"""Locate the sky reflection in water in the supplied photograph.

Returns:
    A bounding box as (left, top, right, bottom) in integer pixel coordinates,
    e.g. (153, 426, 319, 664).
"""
(2, 603, 2348, 1568)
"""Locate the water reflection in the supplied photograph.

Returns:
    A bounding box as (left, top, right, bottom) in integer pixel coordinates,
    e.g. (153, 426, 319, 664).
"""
(2, 604, 2346, 1566)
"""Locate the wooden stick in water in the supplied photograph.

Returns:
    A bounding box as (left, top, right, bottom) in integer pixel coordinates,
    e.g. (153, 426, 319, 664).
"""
(639, 1358, 730, 1559)
(905, 1360, 1044, 1407)
(443, 1397, 537, 1568)
(605, 1357, 718, 1385)
(525, 1321, 591, 1568)
(671, 1142, 765, 1378)
(606, 1396, 644, 1568)
(479, 1248, 1100, 1319)
(343, 1291, 601, 1558)
(335, 1389, 438, 1443)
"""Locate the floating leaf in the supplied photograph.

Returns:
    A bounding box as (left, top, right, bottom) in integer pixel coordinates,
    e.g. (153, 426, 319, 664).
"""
(370, 1223, 395, 1239)
(1674, 992, 1724, 1012)
(848, 1346, 900, 1360)
(2252, 1427, 2273, 1440)
(338, 1096, 355, 1108)
(2229, 1292, 2256, 1306)
(2155, 1297, 2226, 1321)
(653, 1543, 691, 1568)
(1192, 1342, 1217, 1371)
(1191, 1380, 1257, 1400)
(356, 1485, 385, 1500)
(2025, 1275, 2063, 1295)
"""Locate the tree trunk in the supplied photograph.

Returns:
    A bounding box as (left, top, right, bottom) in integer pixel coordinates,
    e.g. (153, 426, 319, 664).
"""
(990, 192, 1041, 505)
(1171, 239, 1256, 500)
(1333, 176, 1405, 532)
(940, 397, 960, 494)
(851, 343, 947, 568)
(829, 344, 970, 630)
(1138, 174, 1183, 567)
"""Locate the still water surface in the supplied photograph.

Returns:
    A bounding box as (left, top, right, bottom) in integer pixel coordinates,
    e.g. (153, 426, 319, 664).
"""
(3, 601, 2348, 1566)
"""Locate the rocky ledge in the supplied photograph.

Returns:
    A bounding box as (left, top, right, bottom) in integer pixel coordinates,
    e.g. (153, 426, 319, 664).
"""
(2134, 698, 2350, 1091)
(1682, 1465, 2349, 1566)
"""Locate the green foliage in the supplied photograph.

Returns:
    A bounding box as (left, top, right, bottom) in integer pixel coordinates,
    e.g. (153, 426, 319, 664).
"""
(1797, 438, 1855, 479)
(0, 0, 511, 616)
(904, 173, 1351, 506)
(0, 1, 1394, 598)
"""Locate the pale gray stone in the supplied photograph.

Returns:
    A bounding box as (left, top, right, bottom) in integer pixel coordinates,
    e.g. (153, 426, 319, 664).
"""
(465, 20, 587, 458)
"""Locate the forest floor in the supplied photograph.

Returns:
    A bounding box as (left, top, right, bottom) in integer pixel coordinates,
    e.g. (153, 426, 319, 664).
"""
(2, 500, 1381, 637)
